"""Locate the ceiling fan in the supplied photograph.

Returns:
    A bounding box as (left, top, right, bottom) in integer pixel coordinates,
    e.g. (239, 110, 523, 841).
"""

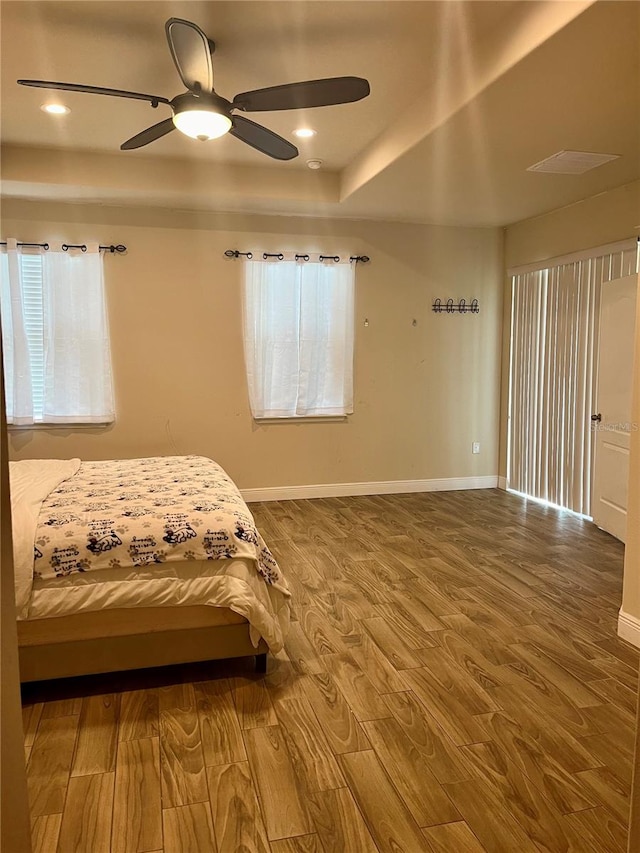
(18, 17, 370, 161)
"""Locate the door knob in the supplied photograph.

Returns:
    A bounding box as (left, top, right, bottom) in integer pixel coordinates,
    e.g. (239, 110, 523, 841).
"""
(591, 413, 602, 422)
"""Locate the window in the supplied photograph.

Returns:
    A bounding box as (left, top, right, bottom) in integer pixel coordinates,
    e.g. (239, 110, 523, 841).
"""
(0, 240, 114, 425)
(242, 254, 355, 418)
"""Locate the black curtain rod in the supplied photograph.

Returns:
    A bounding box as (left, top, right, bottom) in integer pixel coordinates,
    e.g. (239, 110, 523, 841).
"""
(224, 249, 370, 263)
(0, 241, 126, 253)
(0, 241, 50, 249)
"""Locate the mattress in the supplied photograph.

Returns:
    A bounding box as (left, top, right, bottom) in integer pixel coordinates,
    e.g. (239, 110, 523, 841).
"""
(26, 556, 289, 651)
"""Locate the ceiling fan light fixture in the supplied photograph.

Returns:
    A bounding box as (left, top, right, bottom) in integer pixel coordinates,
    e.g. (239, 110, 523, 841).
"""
(173, 108, 231, 141)
(171, 92, 232, 141)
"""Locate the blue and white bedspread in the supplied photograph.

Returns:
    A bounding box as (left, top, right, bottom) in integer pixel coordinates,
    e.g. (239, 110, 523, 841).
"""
(35, 455, 285, 588)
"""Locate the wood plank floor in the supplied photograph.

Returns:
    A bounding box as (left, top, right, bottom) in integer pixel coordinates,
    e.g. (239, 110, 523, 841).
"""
(22, 489, 638, 852)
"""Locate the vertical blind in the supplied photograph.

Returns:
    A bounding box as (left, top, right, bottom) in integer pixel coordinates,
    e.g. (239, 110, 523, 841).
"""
(21, 253, 45, 419)
(508, 239, 638, 516)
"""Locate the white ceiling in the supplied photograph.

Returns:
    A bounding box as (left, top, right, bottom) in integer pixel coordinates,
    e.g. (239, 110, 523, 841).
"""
(1, 0, 638, 227)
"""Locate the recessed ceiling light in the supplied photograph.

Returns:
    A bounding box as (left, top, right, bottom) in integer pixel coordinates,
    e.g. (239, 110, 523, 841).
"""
(41, 103, 70, 115)
(306, 159, 323, 170)
(293, 128, 316, 138)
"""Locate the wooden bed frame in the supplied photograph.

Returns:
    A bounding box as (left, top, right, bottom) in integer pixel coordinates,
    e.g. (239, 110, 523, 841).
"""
(17, 605, 268, 682)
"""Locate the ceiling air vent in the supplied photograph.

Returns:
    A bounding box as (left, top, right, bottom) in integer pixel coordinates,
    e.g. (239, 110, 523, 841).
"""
(527, 150, 620, 175)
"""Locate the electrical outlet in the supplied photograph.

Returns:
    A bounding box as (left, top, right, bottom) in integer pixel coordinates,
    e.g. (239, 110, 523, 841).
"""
(472, 442, 480, 454)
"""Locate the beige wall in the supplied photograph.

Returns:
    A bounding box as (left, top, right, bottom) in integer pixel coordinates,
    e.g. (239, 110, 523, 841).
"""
(499, 179, 640, 480)
(0, 344, 32, 852)
(627, 280, 640, 851)
(622, 275, 640, 627)
(3, 200, 503, 491)
(504, 179, 640, 270)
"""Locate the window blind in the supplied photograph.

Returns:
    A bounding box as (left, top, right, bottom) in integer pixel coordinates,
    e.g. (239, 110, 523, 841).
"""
(20, 252, 45, 420)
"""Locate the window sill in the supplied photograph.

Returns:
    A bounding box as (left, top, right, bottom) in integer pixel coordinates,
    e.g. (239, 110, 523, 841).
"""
(254, 415, 348, 424)
(7, 422, 113, 431)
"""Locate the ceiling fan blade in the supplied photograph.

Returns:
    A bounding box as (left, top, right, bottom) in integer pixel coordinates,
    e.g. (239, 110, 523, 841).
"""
(233, 76, 370, 112)
(230, 115, 298, 160)
(165, 18, 213, 93)
(121, 118, 176, 150)
(18, 79, 170, 106)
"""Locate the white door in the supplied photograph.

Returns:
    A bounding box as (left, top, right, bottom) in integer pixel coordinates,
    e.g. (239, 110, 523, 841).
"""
(592, 273, 638, 541)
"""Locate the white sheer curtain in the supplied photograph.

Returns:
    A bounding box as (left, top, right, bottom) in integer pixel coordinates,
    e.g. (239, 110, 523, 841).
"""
(42, 243, 114, 423)
(243, 255, 354, 418)
(0, 240, 114, 424)
(0, 239, 35, 424)
(508, 239, 638, 515)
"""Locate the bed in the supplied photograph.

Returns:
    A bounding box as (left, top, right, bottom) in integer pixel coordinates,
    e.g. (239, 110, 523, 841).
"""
(10, 455, 291, 682)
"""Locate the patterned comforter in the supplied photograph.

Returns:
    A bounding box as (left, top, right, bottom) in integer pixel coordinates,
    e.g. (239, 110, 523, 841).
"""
(34, 455, 286, 594)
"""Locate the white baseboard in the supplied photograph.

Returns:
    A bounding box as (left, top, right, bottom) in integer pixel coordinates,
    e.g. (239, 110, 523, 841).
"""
(617, 610, 640, 649)
(242, 475, 499, 503)
(498, 476, 508, 490)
